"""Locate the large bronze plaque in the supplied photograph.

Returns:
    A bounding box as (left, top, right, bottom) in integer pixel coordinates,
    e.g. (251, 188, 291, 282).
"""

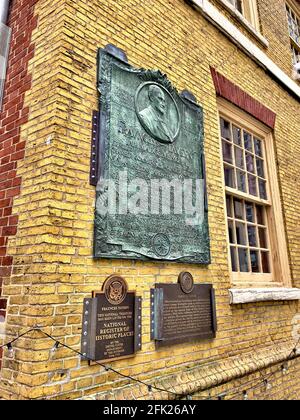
(94, 45, 210, 264)
(81, 279, 142, 362)
(151, 278, 217, 348)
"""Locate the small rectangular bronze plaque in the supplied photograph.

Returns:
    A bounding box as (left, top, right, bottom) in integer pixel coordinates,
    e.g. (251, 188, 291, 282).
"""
(151, 283, 217, 348)
(81, 293, 142, 363)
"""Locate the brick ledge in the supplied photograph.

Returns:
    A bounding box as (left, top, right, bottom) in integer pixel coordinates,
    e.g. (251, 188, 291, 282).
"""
(91, 341, 299, 400)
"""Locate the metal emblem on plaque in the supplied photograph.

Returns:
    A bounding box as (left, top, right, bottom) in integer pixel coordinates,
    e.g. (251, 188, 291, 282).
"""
(152, 233, 171, 257)
(178, 271, 194, 294)
(102, 275, 128, 305)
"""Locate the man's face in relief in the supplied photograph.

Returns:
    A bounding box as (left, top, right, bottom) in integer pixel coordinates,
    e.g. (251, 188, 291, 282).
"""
(150, 87, 166, 116)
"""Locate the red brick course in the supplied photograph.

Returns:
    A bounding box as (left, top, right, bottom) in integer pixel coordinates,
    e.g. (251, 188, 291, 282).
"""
(210, 67, 277, 128)
(0, 0, 38, 364)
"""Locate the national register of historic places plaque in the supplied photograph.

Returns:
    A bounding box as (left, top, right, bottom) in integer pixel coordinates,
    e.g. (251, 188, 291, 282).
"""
(151, 273, 217, 348)
(81, 276, 142, 363)
(93, 45, 210, 264)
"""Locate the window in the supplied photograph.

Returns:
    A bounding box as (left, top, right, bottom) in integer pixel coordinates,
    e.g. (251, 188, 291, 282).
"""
(0, 22, 11, 111)
(228, 0, 243, 14)
(286, 2, 300, 65)
(217, 0, 260, 32)
(218, 100, 291, 288)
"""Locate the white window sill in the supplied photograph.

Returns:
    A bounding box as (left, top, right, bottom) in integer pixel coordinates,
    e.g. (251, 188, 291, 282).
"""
(229, 287, 300, 304)
(215, 0, 269, 47)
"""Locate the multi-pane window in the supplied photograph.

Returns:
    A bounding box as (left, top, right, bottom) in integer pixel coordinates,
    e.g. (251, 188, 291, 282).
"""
(221, 118, 268, 201)
(226, 197, 271, 274)
(286, 3, 300, 45)
(219, 101, 291, 288)
(286, 3, 300, 65)
(220, 117, 272, 276)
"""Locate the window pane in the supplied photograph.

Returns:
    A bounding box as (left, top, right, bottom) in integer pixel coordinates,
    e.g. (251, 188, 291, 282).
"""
(261, 252, 271, 273)
(222, 140, 233, 164)
(244, 131, 252, 152)
(226, 195, 232, 217)
(236, 222, 247, 245)
(259, 179, 267, 200)
(224, 166, 235, 188)
(246, 203, 255, 223)
(220, 118, 231, 140)
(246, 153, 255, 174)
(254, 138, 263, 157)
(233, 125, 242, 145)
(256, 206, 265, 225)
(248, 175, 257, 196)
(258, 227, 267, 249)
(236, 0, 243, 14)
(236, 170, 247, 193)
(230, 247, 238, 272)
(228, 220, 235, 243)
(250, 250, 260, 273)
(238, 248, 249, 272)
(256, 158, 265, 178)
(235, 147, 244, 169)
(248, 226, 257, 247)
(234, 198, 244, 220)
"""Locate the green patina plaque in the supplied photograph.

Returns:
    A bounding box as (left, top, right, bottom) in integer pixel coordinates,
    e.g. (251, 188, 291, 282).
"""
(94, 46, 210, 264)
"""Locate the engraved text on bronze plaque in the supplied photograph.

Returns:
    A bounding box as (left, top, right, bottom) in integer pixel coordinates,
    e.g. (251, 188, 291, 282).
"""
(81, 277, 142, 362)
(151, 280, 217, 348)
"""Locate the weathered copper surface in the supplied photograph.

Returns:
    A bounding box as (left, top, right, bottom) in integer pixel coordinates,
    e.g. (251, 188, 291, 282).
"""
(94, 46, 210, 264)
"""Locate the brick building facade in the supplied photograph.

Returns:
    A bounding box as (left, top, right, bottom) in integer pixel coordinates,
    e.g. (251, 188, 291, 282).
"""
(0, 0, 299, 400)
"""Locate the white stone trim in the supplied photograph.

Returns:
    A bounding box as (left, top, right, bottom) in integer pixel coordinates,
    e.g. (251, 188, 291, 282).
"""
(215, 0, 269, 47)
(190, 0, 300, 100)
(0, 0, 10, 24)
(0, 320, 6, 339)
(229, 288, 300, 304)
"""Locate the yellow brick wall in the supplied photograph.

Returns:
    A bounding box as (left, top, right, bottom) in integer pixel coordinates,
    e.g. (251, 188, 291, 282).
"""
(210, 0, 294, 75)
(0, 0, 299, 400)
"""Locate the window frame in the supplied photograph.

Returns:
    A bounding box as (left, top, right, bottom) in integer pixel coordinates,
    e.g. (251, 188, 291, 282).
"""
(286, 0, 300, 65)
(216, 0, 261, 33)
(218, 98, 291, 289)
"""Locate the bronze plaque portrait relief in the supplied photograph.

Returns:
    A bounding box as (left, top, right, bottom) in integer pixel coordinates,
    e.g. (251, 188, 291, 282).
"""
(81, 276, 142, 363)
(94, 45, 210, 264)
(135, 82, 181, 144)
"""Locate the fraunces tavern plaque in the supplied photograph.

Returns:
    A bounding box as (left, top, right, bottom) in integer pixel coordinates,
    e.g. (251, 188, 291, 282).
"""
(94, 45, 210, 264)
(81, 276, 142, 363)
(151, 273, 217, 348)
